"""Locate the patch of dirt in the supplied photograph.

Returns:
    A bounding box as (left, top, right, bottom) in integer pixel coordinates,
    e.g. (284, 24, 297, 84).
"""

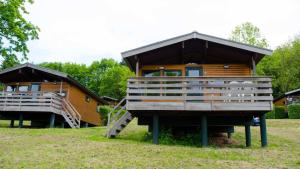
(209, 133, 240, 147)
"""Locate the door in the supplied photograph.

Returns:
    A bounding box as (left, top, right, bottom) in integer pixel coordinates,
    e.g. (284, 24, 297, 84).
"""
(186, 67, 203, 97)
(31, 83, 41, 97)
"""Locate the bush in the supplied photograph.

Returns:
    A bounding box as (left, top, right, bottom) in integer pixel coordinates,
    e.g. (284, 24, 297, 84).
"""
(98, 105, 113, 125)
(266, 106, 287, 119)
(274, 106, 287, 119)
(266, 109, 275, 119)
(288, 104, 300, 119)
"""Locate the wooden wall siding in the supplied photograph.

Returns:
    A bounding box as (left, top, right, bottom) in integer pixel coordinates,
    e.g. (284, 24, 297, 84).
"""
(67, 84, 101, 125)
(139, 64, 251, 76)
(203, 64, 251, 76)
(274, 97, 286, 106)
(40, 82, 69, 92)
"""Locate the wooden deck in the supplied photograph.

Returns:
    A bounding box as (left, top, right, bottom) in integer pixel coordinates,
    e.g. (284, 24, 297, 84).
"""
(0, 92, 62, 114)
(126, 76, 273, 112)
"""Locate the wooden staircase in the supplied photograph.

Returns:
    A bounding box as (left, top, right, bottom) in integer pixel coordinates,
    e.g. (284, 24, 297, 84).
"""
(61, 98, 81, 128)
(106, 98, 134, 138)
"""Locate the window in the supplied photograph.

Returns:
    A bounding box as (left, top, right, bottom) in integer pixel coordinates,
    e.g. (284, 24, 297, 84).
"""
(31, 84, 40, 92)
(6, 85, 17, 92)
(18, 86, 29, 92)
(142, 70, 161, 77)
(164, 70, 182, 77)
(85, 95, 91, 102)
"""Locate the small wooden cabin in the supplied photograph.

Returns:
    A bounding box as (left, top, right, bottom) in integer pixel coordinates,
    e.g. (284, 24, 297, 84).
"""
(274, 88, 300, 106)
(107, 32, 273, 147)
(0, 63, 105, 128)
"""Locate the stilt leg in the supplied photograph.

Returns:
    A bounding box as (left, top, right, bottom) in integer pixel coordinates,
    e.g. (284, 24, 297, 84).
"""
(153, 114, 159, 145)
(50, 113, 55, 128)
(18, 113, 23, 128)
(201, 114, 208, 147)
(85, 122, 88, 128)
(245, 122, 251, 147)
(259, 113, 268, 147)
(10, 120, 14, 128)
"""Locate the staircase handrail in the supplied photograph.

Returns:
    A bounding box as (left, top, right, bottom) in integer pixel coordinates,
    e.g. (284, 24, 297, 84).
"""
(107, 98, 126, 126)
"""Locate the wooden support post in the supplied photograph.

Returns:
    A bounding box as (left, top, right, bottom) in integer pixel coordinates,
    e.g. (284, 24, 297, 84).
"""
(153, 114, 159, 145)
(135, 56, 139, 77)
(245, 122, 251, 147)
(18, 113, 23, 128)
(201, 114, 208, 147)
(50, 113, 55, 128)
(259, 113, 268, 147)
(252, 55, 256, 76)
(85, 122, 88, 128)
(227, 132, 232, 139)
(61, 121, 65, 128)
(10, 120, 14, 128)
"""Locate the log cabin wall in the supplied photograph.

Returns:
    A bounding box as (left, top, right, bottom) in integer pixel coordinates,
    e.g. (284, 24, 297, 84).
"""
(274, 97, 286, 106)
(139, 64, 251, 76)
(67, 84, 101, 125)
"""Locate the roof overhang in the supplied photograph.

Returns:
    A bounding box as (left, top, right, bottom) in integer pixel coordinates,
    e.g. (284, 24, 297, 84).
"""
(121, 32, 273, 71)
(0, 63, 106, 104)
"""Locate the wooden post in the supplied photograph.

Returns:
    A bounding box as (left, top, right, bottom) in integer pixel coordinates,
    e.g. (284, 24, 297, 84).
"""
(18, 113, 23, 128)
(252, 55, 256, 76)
(259, 113, 268, 147)
(153, 114, 159, 145)
(50, 113, 55, 128)
(61, 121, 65, 128)
(59, 80, 63, 95)
(85, 122, 88, 128)
(10, 120, 14, 128)
(135, 56, 139, 77)
(201, 114, 208, 147)
(245, 122, 251, 147)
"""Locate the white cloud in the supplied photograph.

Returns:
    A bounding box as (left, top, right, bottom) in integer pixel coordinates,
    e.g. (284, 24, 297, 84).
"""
(25, 0, 300, 65)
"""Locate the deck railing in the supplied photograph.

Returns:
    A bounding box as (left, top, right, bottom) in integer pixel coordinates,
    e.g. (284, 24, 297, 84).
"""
(0, 92, 62, 113)
(126, 76, 273, 111)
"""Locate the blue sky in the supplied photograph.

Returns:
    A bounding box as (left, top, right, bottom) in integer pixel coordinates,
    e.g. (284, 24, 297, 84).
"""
(25, 0, 300, 65)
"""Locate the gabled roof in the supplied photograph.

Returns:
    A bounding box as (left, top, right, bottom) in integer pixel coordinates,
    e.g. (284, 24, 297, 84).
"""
(121, 31, 273, 58)
(0, 63, 106, 104)
(285, 88, 300, 95)
(273, 88, 300, 102)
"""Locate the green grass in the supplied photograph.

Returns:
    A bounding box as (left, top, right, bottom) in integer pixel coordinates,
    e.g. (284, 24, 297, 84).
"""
(0, 120, 300, 169)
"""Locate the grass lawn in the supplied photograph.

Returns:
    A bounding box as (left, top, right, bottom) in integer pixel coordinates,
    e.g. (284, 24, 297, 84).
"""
(0, 120, 300, 169)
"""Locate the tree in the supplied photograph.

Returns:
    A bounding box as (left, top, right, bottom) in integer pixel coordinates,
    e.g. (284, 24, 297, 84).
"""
(229, 22, 268, 48)
(0, 0, 39, 69)
(99, 65, 134, 99)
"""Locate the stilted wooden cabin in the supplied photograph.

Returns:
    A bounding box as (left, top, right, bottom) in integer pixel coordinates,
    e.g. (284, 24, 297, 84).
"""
(0, 63, 105, 128)
(106, 32, 273, 147)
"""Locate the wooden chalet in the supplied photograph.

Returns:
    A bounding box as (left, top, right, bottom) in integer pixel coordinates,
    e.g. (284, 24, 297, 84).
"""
(0, 63, 105, 128)
(106, 32, 273, 147)
(274, 88, 300, 106)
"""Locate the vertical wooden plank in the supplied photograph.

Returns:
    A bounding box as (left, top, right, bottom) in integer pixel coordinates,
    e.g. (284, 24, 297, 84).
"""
(153, 114, 159, 145)
(260, 113, 268, 147)
(201, 114, 208, 147)
(136, 56, 139, 77)
(252, 55, 256, 76)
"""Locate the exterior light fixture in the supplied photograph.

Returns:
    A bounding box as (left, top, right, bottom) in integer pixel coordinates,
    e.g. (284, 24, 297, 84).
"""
(224, 64, 230, 69)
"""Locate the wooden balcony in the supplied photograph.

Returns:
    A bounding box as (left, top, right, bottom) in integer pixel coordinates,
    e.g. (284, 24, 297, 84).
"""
(126, 76, 273, 112)
(0, 92, 62, 114)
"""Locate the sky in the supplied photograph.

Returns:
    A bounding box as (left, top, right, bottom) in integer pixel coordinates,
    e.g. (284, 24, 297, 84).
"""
(25, 0, 300, 65)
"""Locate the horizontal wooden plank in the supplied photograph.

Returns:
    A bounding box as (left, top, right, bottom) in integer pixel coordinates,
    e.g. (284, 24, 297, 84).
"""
(126, 102, 272, 111)
(127, 83, 272, 88)
(127, 89, 273, 94)
(127, 95, 273, 101)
